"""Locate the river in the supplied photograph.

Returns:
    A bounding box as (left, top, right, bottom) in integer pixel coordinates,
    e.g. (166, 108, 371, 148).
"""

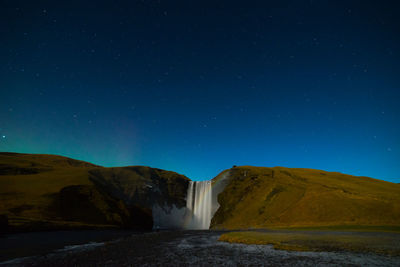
(1, 230, 399, 266)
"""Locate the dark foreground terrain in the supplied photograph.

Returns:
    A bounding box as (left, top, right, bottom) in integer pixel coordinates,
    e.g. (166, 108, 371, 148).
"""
(1, 230, 400, 266)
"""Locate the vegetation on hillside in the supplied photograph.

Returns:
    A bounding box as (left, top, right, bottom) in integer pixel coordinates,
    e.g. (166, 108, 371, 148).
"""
(219, 230, 400, 255)
(211, 166, 400, 229)
(1, 153, 399, 233)
(0, 152, 188, 232)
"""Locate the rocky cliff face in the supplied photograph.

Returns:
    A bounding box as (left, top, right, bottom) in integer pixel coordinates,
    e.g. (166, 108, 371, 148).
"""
(57, 185, 153, 230)
(89, 166, 189, 229)
(89, 166, 188, 209)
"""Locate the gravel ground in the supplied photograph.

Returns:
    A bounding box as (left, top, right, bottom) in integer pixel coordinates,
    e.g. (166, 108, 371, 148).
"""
(1, 230, 400, 266)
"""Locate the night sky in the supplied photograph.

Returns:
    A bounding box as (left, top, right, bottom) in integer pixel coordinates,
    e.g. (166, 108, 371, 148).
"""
(1, 1, 399, 182)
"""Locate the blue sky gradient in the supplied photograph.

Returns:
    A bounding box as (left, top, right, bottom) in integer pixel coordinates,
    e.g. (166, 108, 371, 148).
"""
(1, 1, 399, 182)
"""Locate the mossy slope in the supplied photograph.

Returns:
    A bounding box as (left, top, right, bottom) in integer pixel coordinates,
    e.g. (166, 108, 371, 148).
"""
(211, 166, 400, 229)
(219, 231, 400, 255)
(0, 152, 188, 232)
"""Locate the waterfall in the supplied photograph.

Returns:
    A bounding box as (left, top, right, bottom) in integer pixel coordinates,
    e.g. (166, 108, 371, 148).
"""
(186, 181, 212, 229)
(186, 181, 194, 211)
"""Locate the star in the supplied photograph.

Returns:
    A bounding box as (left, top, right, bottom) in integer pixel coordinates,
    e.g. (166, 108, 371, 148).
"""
(2, 135, 5, 139)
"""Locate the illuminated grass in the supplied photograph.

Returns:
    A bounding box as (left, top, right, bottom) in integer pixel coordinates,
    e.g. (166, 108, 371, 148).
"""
(211, 166, 400, 229)
(0, 153, 95, 223)
(270, 225, 400, 233)
(219, 231, 400, 255)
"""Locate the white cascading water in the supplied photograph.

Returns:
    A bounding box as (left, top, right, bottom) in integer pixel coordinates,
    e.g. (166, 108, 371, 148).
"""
(186, 181, 194, 212)
(186, 181, 212, 229)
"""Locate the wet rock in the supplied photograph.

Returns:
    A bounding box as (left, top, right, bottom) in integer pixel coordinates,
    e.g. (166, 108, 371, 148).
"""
(58, 185, 153, 229)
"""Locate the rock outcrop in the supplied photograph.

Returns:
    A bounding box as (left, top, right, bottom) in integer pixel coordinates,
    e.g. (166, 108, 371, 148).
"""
(0, 214, 8, 234)
(58, 185, 153, 230)
(89, 166, 189, 229)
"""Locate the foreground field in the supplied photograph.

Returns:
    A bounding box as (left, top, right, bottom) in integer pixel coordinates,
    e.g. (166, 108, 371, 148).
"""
(219, 229, 400, 256)
(2, 230, 399, 266)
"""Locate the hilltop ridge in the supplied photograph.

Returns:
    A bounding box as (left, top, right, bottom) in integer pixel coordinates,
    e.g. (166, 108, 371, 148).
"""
(1, 153, 399, 232)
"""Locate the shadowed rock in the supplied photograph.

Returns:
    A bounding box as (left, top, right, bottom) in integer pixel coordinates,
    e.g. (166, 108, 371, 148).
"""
(0, 214, 8, 234)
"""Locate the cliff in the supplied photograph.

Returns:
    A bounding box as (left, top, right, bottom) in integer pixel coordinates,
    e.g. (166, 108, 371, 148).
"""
(0, 152, 189, 232)
(210, 166, 400, 229)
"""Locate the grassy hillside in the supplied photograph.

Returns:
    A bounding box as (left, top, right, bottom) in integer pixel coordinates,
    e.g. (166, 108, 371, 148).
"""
(0, 153, 95, 226)
(211, 166, 400, 229)
(0, 152, 188, 232)
(2, 153, 399, 232)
